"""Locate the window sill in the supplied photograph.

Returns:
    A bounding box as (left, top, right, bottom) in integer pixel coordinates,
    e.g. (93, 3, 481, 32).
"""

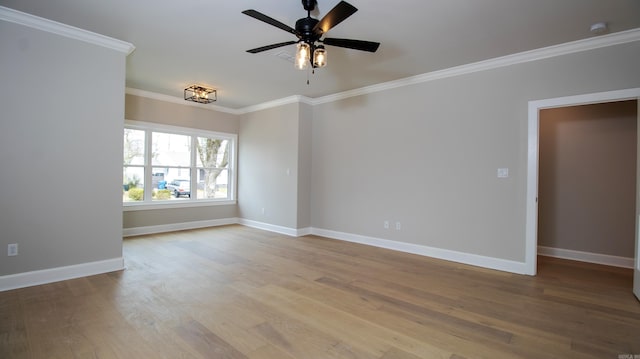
(123, 199, 236, 211)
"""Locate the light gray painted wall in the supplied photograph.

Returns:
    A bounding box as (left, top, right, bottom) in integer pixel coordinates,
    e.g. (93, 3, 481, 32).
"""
(297, 102, 313, 229)
(311, 42, 640, 263)
(538, 101, 637, 257)
(123, 205, 237, 228)
(123, 94, 239, 229)
(238, 103, 300, 228)
(0, 21, 126, 275)
(125, 94, 239, 134)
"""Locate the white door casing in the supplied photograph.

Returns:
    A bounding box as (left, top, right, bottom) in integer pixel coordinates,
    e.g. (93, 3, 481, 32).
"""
(635, 99, 640, 301)
(526, 89, 640, 296)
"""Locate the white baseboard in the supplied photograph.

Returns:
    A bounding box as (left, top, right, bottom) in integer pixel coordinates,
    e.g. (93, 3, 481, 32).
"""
(296, 227, 312, 236)
(238, 219, 311, 237)
(132, 218, 529, 275)
(310, 228, 530, 275)
(123, 218, 239, 237)
(122, 219, 637, 272)
(2, 219, 540, 292)
(124, 219, 530, 274)
(0, 257, 124, 292)
(537, 246, 634, 268)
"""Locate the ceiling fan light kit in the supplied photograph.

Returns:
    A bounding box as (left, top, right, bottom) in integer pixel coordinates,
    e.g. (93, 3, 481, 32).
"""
(184, 85, 216, 104)
(243, 0, 379, 72)
(295, 42, 311, 69)
(313, 45, 327, 68)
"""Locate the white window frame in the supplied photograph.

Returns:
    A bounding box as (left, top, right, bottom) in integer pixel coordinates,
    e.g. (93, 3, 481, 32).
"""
(123, 120, 237, 211)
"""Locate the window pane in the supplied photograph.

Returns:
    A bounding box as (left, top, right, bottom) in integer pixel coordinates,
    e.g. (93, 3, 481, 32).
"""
(196, 137, 229, 168)
(163, 174, 191, 201)
(151, 168, 191, 201)
(197, 168, 228, 199)
(123, 167, 144, 202)
(151, 171, 170, 201)
(124, 129, 145, 165)
(124, 122, 235, 206)
(152, 132, 191, 167)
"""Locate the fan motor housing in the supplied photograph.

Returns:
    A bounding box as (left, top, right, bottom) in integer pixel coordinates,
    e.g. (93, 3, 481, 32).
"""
(295, 17, 320, 40)
(302, 0, 317, 11)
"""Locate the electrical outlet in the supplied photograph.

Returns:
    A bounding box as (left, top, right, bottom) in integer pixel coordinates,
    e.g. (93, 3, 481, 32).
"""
(395, 222, 401, 230)
(8, 243, 18, 256)
(261, 207, 265, 215)
(384, 220, 389, 229)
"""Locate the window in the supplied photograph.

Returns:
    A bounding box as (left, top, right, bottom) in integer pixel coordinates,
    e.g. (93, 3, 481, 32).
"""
(123, 120, 236, 209)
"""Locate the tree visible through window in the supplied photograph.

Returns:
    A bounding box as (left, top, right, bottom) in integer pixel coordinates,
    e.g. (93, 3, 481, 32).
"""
(197, 137, 229, 199)
(123, 121, 236, 205)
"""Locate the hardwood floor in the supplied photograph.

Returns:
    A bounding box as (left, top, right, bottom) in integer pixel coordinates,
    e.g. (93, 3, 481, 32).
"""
(2, 224, 639, 358)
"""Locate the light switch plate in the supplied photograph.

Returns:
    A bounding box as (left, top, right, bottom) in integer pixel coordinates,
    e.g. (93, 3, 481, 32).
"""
(497, 168, 509, 178)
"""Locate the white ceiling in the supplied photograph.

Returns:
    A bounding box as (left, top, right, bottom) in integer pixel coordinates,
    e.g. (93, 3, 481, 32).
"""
(2, 0, 640, 109)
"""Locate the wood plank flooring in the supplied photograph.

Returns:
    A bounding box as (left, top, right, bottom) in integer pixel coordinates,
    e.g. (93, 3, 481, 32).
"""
(1, 224, 639, 358)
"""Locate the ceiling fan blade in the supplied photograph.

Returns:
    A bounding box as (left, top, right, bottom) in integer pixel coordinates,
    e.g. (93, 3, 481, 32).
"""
(312, 1, 357, 35)
(323, 38, 380, 52)
(242, 9, 297, 35)
(246, 41, 298, 54)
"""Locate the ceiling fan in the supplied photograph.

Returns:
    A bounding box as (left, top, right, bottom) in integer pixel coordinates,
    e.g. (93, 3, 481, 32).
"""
(242, 0, 380, 70)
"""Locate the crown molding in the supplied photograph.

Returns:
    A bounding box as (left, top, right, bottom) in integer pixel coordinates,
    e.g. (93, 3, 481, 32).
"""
(128, 27, 640, 114)
(125, 88, 241, 115)
(237, 95, 314, 115)
(0, 5, 135, 55)
(310, 27, 640, 105)
(125, 88, 316, 115)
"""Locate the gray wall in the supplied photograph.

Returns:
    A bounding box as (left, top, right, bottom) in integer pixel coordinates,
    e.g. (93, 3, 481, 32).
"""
(539, 101, 637, 257)
(297, 102, 313, 229)
(310, 42, 640, 263)
(125, 94, 239, 134)
(238, 103, 301, 228)
(123, 94, 239, 229)
(0, 21, 127, 275)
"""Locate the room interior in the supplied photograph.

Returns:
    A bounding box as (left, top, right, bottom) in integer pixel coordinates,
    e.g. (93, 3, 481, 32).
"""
(1, 3, 638, 294)
(1, 1, 640, 357)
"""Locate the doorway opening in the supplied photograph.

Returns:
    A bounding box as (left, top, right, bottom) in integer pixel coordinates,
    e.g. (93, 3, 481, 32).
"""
(525, 88, 640, 276)
(537, 100, 637, 272)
